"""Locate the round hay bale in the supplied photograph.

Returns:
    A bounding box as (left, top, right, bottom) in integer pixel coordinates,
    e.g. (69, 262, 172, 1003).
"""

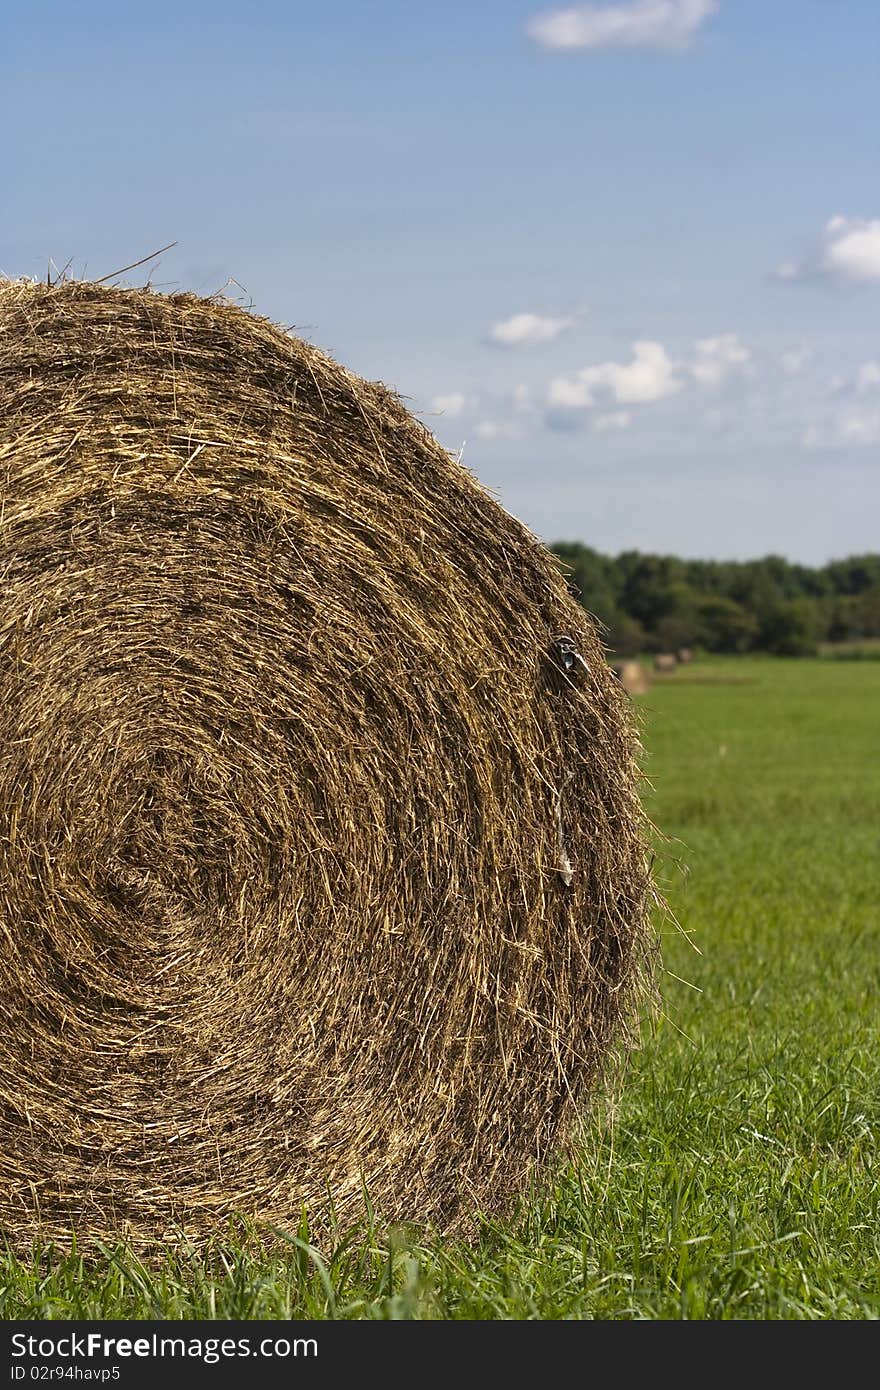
(611, 661, 650, 696)
(0, 279, 653, 1251)
(653, 653, 678, 675)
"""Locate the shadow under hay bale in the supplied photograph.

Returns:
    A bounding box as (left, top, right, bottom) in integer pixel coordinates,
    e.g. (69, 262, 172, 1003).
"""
(0, 279, 654, 1252)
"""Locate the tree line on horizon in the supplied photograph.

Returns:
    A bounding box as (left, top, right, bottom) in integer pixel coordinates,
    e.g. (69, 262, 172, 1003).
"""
(551, 544, 880, 657)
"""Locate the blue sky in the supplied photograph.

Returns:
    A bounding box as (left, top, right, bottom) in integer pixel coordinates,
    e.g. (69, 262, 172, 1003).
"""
(5, 0, 879, 562)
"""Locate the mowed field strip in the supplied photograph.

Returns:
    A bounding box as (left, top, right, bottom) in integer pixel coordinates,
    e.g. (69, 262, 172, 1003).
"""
(3, 656, 878, 1318)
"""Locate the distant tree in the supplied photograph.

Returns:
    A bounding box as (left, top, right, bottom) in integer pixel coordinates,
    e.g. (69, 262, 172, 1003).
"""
(759, 599, 821, 656)
(828, 595, 864, 642)
(655, 611, 698, 653)
(618, 552, 685, 630)
(604, 612, 647, 657)
(828, 588, 880, 641)
(552, 543, 618, 629)
(549, 543, 880, 656)
(855, 587, 880, 637)
(653, 581, 700, 651)
(825, 555, 880, 596)
(697, 596, 758, 653)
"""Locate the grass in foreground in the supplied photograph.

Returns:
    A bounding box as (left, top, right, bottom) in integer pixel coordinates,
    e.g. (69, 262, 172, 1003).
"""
(3, 658, 879, 1319)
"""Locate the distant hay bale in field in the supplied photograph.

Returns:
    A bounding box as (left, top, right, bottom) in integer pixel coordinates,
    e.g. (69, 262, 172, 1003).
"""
(654, 653, 678, 674)
(677, 647, 694, 664)
(611, 661, 650, 695)
(0, 279, 653, 1252)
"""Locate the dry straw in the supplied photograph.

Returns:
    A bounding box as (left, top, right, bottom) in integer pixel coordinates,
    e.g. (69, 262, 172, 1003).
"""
(0, 280, 653, 1251)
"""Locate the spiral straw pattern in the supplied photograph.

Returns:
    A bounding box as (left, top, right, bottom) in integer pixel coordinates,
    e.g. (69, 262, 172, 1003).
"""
(0, 280, 652, 1249)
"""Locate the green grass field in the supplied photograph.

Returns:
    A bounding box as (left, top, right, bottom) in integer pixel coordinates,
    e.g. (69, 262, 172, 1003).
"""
(3, 657, 878, 1319)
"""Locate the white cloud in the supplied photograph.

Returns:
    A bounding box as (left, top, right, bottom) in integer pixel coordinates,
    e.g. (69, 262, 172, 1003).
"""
(690, 333, 752, 388)
(430, 392, 469, 417)
(822, 361, 880, 400)
(780, 345, 811, 376)
(513, 383, 534, 413)
(823, 217, 880, 283)
(526, 0, 718, 51)
(548, 377, 596, 409)
(837, 406, 880, 446)
(548, 340, 682, 408)
(856, 361, 880, 393)
(475, 420, 519, 440)
(490, 312, 574, 346)
(592, 410, 632, 432)
(802, 406, 880, 450)
(778, 216, 880, 286)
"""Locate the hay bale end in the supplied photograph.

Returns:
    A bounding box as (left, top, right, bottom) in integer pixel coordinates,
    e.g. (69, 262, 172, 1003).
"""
(653, 653, 678, 675)
(611, 661, 651, 696)
(0, 280, 654, 1250)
